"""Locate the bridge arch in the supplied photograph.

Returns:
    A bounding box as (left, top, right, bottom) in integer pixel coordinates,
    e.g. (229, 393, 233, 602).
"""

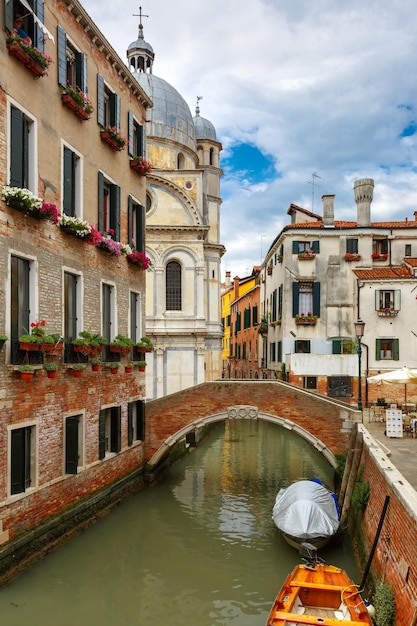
(147, 404, 337, 468)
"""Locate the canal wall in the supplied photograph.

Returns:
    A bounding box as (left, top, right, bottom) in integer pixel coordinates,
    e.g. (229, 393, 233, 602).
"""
(355, 424, 417, 626)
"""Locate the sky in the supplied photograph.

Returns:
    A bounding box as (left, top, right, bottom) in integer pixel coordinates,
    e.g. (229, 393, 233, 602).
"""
(81, 0, 417, 280)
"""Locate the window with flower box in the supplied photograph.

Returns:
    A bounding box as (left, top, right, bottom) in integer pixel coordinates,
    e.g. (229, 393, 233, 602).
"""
(102, 282, 116, 362)
(63, 145, 81, 217)
(97, 74, 121, 130)
(346, 238, 359, 254)
(9, 104, 36, 190)
(372, 238, 389, 257)
(5, 1, 45, 51)
(57, 26, 89, 114)
(292, 281, 320, 318)
(375, 289, 400, 315)
(128, 196, 145, 251)
(128, 111, 145, 159)
(292, 240, 320, 254)
(9, 423, 36, 496)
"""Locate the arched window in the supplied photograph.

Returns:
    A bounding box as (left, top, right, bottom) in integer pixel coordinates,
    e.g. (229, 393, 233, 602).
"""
(166, 261, 182, 310)
(177, 152, 185, 169)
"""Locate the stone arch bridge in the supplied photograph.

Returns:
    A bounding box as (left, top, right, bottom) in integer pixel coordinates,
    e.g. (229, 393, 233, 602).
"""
(144, 380, 360, 469)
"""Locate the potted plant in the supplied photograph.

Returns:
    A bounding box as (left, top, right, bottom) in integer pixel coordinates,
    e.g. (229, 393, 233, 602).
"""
(19, 320, 56, 351)
(136, 337, 154, 353)
(43, 362, 58, 379)
(107, 362, 120, 374)
(129, 156, 153, 176)
(90, 357, 101, 372)
(100, 126, 128, 151)
(58, 214, 93, 240)
(137, 360, 147, 372)
(0, 334, 8, 349)
(125, 362, 135, 373)
(72, 331, 106, 356)
(60, 83, 94, 120)
(110, 334, 135, 354)
(2, 186, 60, 222)
(18, 364, 35, 381)
(71, 364, 86, 377)
(6, 34, 53, 77)
(126, 250, 152, 270)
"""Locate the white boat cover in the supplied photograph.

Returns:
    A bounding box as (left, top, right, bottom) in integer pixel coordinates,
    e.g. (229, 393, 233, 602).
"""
(272, 480, 340, 540)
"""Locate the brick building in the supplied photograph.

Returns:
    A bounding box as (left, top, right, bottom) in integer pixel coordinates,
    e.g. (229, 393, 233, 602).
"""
(0, 0, 152, 551)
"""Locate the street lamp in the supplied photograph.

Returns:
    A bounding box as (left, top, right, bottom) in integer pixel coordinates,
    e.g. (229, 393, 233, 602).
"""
(354, 319, 365, 415)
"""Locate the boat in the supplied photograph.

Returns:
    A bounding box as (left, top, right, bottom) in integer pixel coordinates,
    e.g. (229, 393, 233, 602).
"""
(272, 479, 340, 549)
(266, 543, 374, 625)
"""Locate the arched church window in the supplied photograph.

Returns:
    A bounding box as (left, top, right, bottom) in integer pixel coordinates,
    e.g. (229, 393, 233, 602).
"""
(210, 147, 214, 166)
(166, 261, 182, 310)
(177, 152, 185, 169)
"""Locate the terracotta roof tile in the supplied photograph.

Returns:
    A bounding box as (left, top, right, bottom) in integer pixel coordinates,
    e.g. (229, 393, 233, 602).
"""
(353, 267, 414, 279)
(283, 220, 417, 230)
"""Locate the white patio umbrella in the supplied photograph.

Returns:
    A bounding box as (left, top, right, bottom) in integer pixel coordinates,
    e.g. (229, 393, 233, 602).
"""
(367, 366, 417, 409)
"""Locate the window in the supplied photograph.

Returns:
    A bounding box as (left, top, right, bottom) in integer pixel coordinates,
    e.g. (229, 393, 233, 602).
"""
(9, 104, 35, 190)
(295, 340, 311, 354)
(10, 425, 35, 495)
(177, 153, 186, 169)
(65, 414, 83, 474)
(328, 376, 352, 397)
(332, 339, 357, 355)
(98, 172, 120, 239)
(10, 255, 41, 365)
(375, 290, 400, 312)
(97, 74, 120, 130)
(128, 197, 145, 251)
(252, 307, 258, 326)
(128, 400, 145, 445)
(130, 291, 142, 362)
(292, 281, 320, 317)
(102, 283, 115, 358)
(243, 307, 251, 329)
(6, 2, 45, 50)
(405, 244, 412, 257)
(98, 407, 121, 459)
(376, 339, 399, 361)
(292, 240, 320, 254)
(128, 111, 144, 159)
(57, 26, 87, 94)
(372, 238, 389, 255)
(63, 146, 81, 217)
(346, 238, 358, 254)
(166, 261, 182, 310)
(271, 289, 278, 322)
(303, 376, 317, 390)
(64, 271, 82, 363)
(270, 342, 276, 362)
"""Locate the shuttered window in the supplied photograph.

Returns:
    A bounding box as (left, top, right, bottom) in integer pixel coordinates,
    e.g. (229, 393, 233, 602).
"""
(65, 415, 80, 474)
(10, 106, 29, 188)
(128, 197, 145, 251)
(98, 172, 120, 240)
(128, 111, 145, 158)
(97, 74, 121, 129)
(98, 407, 121, 459)
(292, 282, 320, 317)
(57, 25, 87, 93)
(10, 426, 33, 495)
(376, 339, 399, 361)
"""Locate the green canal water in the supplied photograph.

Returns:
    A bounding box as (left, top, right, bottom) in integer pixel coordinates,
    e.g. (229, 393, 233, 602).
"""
(0, 419, 361, 625)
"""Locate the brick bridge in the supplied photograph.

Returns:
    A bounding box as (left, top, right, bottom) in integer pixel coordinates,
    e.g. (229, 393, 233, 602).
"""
(144, 380, 360, 468)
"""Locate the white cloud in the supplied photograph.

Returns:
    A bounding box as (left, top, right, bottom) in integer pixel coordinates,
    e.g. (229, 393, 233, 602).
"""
(82, 0, 417, 280)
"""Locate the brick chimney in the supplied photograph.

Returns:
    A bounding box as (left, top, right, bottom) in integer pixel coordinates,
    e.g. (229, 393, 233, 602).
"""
(354, 179, 374, 227)
(322, 194, 335, 227)
(225, 271, 231, 288)
(234, 276, 240, 299)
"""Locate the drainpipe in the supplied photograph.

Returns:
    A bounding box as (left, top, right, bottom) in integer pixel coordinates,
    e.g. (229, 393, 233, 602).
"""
(362, 342, 369, 408)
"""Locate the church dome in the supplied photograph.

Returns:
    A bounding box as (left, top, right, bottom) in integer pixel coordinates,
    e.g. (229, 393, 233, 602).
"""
(193, 113, 217, 141)
(135, 73, 196, 151)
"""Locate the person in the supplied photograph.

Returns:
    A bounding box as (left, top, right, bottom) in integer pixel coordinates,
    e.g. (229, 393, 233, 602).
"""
(13, 15, 32, 45)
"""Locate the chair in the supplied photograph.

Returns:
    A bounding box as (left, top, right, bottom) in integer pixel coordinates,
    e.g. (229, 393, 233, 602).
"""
(403, 415, 411, 436)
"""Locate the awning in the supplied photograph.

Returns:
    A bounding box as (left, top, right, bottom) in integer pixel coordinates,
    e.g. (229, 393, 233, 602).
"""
(18, 0, 55, 42)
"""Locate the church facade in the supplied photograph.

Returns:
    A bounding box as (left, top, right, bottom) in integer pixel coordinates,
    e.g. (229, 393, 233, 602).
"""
(127, 19, 225, 399)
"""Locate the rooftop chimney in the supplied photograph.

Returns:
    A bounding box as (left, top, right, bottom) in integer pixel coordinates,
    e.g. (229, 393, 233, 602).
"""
(354, 179, 374, 227)
(322, 194, 335, 227)
(225, 271, 231, 288)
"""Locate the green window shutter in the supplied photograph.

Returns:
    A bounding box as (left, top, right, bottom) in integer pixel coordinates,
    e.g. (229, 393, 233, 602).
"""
(76, 52, 87, 93)
(128, 196, 133, 244)
(110, 184, 121, 241)
(332, 340, 342, 354)
(110, 407, 121, 453)
(11, 256, 30, 342)
(98, 410, 106, 459)
(34, 1, 45, 51)
(292, 282, 299, 317)
(312, 240, 320, 253)
(137, 400, 145, 440)
(138, 124, 144, 156)
(11, 428, 25, 495)
(277, 341, 282, 362)
(375, 339, 381, 361)
(252, 305, 258, 326)
(278, 284, 283, 318)
(292, 241, 299, 254)
(57, 25, 67, 87)
(97, 74, 105, 126)
(313, 282, 321, 317)
(98, 172, 104, 232)
(272, 290, 277, 321)
(63, 147, 75, 217)
(5, 0, 14, 33)
(393, 339, 399, 361)
(10, 107, 25, 188)
(65, 416, 79, 474)
(137, 204, 145, 251)
(128, 404, 133, 446)
(128, 111, 134, 157)
(109, 94, 121, 129)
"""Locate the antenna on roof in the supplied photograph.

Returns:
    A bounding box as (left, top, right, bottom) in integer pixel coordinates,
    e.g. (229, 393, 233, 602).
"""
(306, 172, 321, 211)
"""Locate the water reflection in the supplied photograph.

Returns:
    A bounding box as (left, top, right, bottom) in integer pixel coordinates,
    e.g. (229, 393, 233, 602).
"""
(0, 419, 359, 626)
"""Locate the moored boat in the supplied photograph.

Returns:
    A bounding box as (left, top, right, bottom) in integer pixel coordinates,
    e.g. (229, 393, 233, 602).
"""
(266, 543, 374, 625)
(272, 478, 340, 548)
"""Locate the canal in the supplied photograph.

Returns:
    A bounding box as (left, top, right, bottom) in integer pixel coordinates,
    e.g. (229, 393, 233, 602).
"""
(0, 419, 361, 625)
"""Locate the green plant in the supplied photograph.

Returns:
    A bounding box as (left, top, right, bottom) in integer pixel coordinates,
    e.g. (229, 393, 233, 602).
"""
(18, 364, 35, 372)
(137, 360, 147, 368)
(19, 320, 56, 344)
(110, 334, 135, 349)
(61, 83, 94, 114)
(351, 466, 370, 511)
(0, 334, 8, 341)
(136, 336, 154, 350)
(335, 451, 347, 479)
(107, 362, 120, 369)
(373, 580, 395, 626)
(6, 34, 53, 75)
(100, 125, 128, 149)
(43, 363, 58, 371)
(89, 357, 102, 365)
(71, 364, 86, 371)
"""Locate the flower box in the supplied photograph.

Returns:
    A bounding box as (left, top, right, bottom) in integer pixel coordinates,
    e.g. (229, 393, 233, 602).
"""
(7, 37, 52, 78)
(377, 309, 399, 317)
(295, 317, 317, 325)
(371, 253, 388, 261)
(20, 341, 41, 351)
(100, 128, 127, 152)
(126, 251, 152, 269)
(298, 252, 316, 260)
(61, 92, 91, 121)
(129, 157, 153, 176)
(344, 253, 361, 262)
(258, 322, 268, 335)
(109, 345, 131, 355)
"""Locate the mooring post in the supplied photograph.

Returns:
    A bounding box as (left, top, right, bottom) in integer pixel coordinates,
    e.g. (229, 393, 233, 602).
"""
(340, 430, 364, 527)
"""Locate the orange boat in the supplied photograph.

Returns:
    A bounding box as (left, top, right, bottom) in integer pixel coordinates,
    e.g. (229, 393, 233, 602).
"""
(266, 544, 374, 625)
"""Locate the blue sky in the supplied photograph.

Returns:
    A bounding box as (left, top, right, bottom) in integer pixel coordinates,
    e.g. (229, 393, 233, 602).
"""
(82, 0, 417, 279)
